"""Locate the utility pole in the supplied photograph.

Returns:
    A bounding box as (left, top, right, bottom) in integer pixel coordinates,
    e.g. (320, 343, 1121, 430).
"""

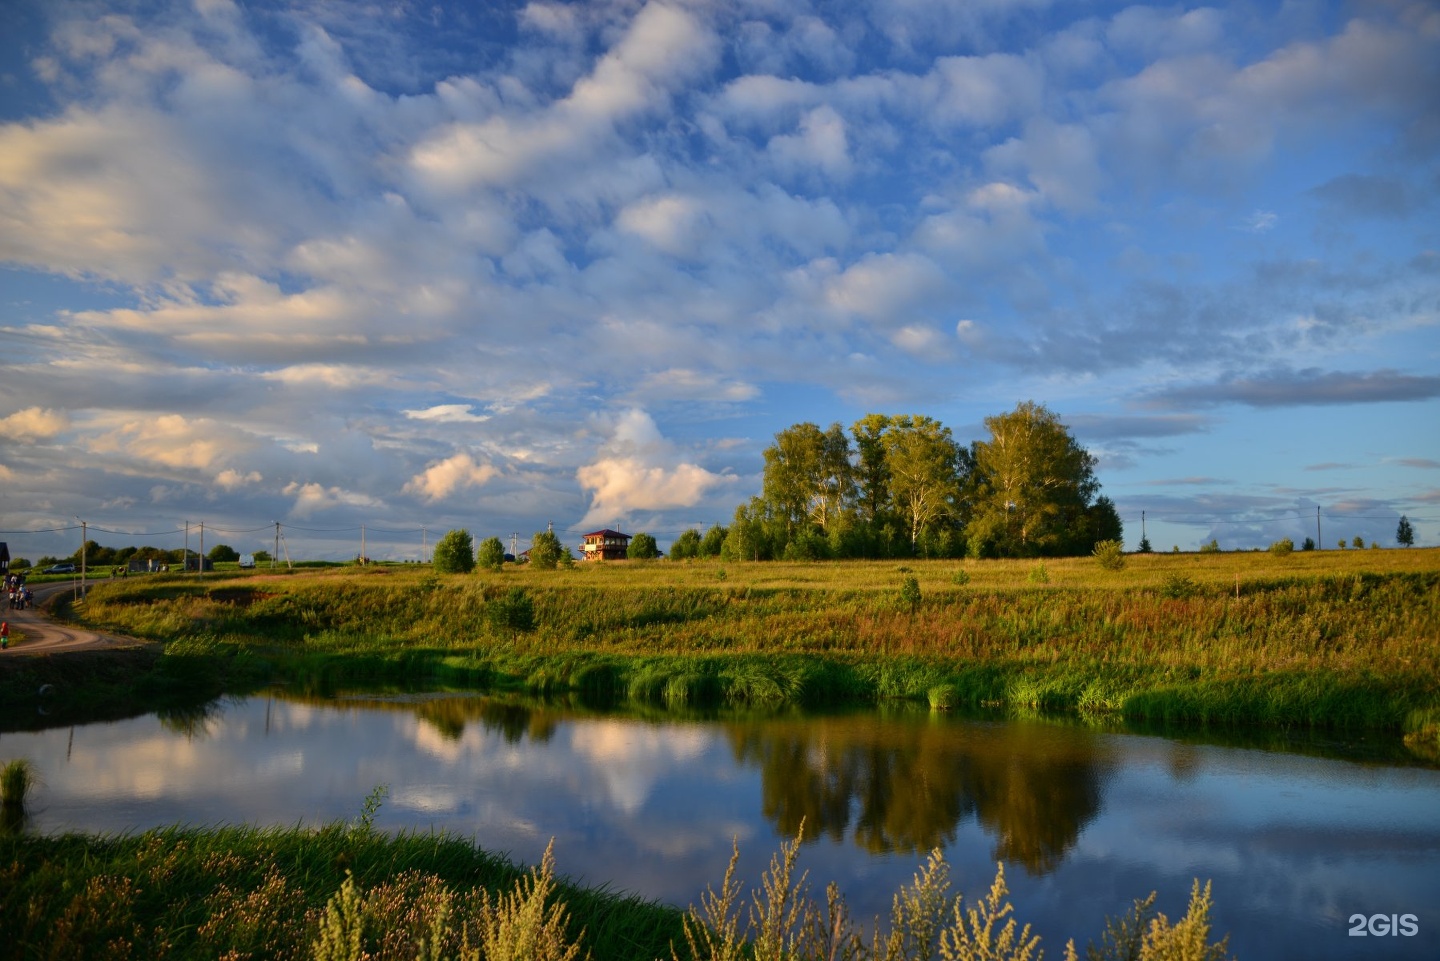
(274, 521, 280, 569)
(361, 524, 366, 564)
(422, 526, 428, 564)
(81, 520, 86, 598)
(1317, 507, 1322, 550)
(184, 521, 190, 573)
(1141, 510, 1146, 545)
(199, 521, 205, 576)
(510, 532, 518, 557)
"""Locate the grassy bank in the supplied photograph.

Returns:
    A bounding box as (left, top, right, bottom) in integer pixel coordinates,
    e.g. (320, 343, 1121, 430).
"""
(0, 815, 683, 961)
(53, 549, 1440, 743)
(0, 809, 1232, 961)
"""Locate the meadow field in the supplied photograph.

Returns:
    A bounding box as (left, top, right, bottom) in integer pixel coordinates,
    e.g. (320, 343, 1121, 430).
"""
(45, 547, 1440, 748)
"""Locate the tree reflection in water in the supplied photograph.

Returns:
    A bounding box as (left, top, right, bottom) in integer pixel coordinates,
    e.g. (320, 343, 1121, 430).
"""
(276, 692, 1111, 876)
(727, 714, 1112, 874)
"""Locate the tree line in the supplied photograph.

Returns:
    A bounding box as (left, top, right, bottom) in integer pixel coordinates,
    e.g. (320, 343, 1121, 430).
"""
(678, 401, 1122, 562)
(27, 541, 269, 570)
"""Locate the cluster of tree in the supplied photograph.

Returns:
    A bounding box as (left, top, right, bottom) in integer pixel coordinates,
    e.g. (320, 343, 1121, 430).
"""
(668, 525, 729, 560)
(710, 402, 1120, 561)
(33, 542, 270, 569)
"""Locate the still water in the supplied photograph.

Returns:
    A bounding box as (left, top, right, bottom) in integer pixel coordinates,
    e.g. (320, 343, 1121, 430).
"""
(4, 693, 1438, 960)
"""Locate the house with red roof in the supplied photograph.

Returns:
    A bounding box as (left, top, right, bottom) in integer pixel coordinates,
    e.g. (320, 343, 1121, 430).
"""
(580, 529, 630, 561)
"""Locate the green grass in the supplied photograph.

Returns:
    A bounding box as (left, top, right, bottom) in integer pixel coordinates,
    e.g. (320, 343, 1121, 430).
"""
(47, 549, 1440, 743)
(0, 820, 683, 961)
(0, 814, 1231, 961)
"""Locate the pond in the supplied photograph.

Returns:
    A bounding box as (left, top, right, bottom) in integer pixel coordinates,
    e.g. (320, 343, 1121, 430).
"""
(3, 692, 1437, 959)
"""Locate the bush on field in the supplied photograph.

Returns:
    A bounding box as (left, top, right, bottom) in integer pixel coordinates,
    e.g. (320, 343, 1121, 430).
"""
(477, 537, 506, 571)
(433, 530, 476, 575)
(1092, 539, 1125, 571)
(1268, 538, 1293, 556)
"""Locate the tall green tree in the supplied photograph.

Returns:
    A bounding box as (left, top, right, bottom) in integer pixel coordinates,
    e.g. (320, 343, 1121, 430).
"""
(477, 536, 506, 570)
(968, 401, 1100, 557)
(432, 529, 476, 574)
(761, 422, 855, 535)
(851, 413, 893, 527)
(628, 532, 659, 559)
(529, 529, 563, 570)
(723, 497, 780, 561)
(207, 544, 239, 563)
(1397, 515, 1415, 547)
(669, 529, 702, 560)
(700, 524, 727, 557)
(883, 415, 967, 551)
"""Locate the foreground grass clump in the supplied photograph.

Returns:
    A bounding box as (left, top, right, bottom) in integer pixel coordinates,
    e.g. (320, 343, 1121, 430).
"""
(0, 816, 680, 960)
(55, 550, 1440, 737)
(2, 816, 1231, 961)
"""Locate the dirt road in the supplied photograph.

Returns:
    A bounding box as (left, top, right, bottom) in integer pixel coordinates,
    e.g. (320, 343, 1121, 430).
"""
(2, 582, 151, 654)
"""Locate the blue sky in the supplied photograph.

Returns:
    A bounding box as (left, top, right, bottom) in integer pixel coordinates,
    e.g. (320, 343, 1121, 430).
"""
(1, 0, 1437, 561)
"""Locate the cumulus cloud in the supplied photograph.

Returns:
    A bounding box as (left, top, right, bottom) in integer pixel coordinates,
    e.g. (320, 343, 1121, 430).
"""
(403, 453, 500, 502)
(86, 413, 253, 472)
(0, 407, 71, 441)
(216, 468, 262, 489)
(576, 410, 734, 528)
(282, 481, 383, 518)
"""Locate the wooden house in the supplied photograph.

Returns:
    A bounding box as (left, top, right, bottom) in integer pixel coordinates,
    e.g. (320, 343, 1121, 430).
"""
(580, 529, 630, 561)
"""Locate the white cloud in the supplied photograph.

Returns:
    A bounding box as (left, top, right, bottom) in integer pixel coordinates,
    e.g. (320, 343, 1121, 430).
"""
(403, 453, 500, 502)
(216, 469, 262, 489)
(768, 105, 852, 180)
(0, 407, 71, 441)
(282, 481, 383, 518)
(576, 410, 735, 528)
(86, 413, 252, 472)
(410, 2, 719, 192)
(403, 405, 491, 424)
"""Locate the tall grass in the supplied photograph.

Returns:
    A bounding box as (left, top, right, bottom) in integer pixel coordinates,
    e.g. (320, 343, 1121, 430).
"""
(1, 759, 38, 810)
(1, 818, 1232, 961)
(53, 550, 1440, 738)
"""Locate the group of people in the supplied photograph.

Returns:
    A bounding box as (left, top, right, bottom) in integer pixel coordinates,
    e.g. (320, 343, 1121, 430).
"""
(6, 572, 33, 611)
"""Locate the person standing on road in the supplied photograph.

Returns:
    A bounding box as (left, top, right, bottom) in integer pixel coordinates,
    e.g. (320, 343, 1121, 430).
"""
(1, 620, 9, 650)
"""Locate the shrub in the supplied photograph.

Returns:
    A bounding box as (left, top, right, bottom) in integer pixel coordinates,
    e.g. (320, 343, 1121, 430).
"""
(1198, 540, 1220, 554)
(1301, 537, 1315, 551)
(628, 532, 659, 560)
(477, 537, 506, 571)
(432, 530, 476, 574)
(530, 530, 563, 570)
(670, 529, 702, 560)
(899, 575, 922, 611)
(1160, 574, 1200, 599)
(1352, 536, 1365, 550)
(1268, 538, 1293, 556)
(700, 524, 727, 557)
(951, 568, 971, 586)
(1092, 540, 1125, 571)
(1028, 563, 1050, 585)
(488, 588, 536, 636)
(1137, 536, 1152, 553)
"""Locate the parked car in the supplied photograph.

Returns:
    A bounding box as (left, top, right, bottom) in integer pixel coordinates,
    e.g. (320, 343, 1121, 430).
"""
(43, 563, 76, 574)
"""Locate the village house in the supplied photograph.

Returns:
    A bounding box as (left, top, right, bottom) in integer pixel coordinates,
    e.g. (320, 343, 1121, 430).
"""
(580, 529, 630, 561)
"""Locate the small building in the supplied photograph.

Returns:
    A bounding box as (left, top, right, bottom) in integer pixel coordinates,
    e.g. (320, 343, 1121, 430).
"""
(580, 529, 630, 561)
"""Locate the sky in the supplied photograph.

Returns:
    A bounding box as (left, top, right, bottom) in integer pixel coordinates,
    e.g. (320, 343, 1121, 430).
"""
(1, 0, 1437, 563)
